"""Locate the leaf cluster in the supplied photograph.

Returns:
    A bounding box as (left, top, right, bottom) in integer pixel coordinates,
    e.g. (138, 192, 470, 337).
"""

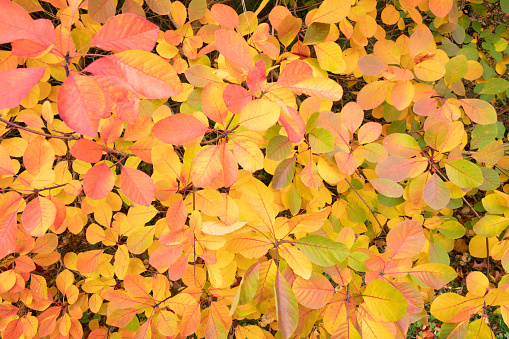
(0, 0, 509, 338)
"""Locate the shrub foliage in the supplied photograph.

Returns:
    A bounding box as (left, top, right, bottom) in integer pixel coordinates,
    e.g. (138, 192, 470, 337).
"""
(0, 0, 509, 337)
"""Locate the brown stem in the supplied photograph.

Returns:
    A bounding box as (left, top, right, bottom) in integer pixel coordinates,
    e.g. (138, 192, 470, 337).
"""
(0, 117, 79, 140)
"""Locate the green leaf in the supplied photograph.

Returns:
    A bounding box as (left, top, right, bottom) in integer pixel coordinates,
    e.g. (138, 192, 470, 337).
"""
(303, 22, 330, 45)
(305, 112, 320, 134)
(444, 55, 468, 85)
(266, 135, 292, 161)
(479, 78, 509, 94)
(296, 235, 349, 267)
(363, 280, 407, 322)
(308, 128, 334, 153)
(471, 124, 498, 149)
(274, 269, 298, 339)
(473, 215, 509, 238)
(478, 167, 501, 191)
(502, 0, 509, 14)
(272, 158, 296, 189)
(231, 261, 260, 315)
(444, 159, 483, 188)
(437, 221, 465, 239)
(288, 186, 301, 216)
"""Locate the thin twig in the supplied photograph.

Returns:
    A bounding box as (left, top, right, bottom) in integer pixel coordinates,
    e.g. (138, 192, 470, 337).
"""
(0, 117, 79, 140)
(344, 177, 385, 235)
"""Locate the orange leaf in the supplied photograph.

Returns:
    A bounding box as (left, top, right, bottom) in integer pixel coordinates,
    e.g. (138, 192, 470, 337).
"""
(23, 137, 55, 176)
(149, 244, 184, 270)
(121, 167, 155, 206)
(408, 28, 434, 58)
(292, 272, 334, 309)
(85, 50, 182, 99)
(83, 163, 115, 200)
(386, 220, 425, 259)
(0, 67, 45, 109)
(166, 198, 187, 232)
(429, 0, 453, 18)
(91, 13, 159, 51)
(70, 139, 103, 163)
(340, 102, 364, 133)
(152, 113, 209, 145)
(357, 80, 389, 110)
(88, 0, 115, 23)
(357, 55, 387, 76)
(0, 270, 16, 293)
(57, 74, 106, 137)
(278, 60, 313, 87)
(286, 77, 343, 101)
(192, 145, 222, 188)
(215, 29, 254, 72)
(21, 197, 56, 237)
(0, 145, 14, 175)
(180, 300, 201, 336)
(202, 82, 228, 124)
(76, 249, 104, 273)
(211, 4, 239, 28)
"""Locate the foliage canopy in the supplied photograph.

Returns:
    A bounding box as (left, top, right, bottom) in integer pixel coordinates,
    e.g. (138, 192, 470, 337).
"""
(0, 0, 509, 338)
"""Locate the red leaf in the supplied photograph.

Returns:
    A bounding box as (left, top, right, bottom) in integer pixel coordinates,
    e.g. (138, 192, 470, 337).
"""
(152, 113, 209, 145)
(57, 74, 106, 137)
(91, 13, 159, 51)
(0, 67, 45, 109)
(222, 84, 252, 114)
(121, 167, 155, 206)
(70, 139, 104, 163)
(83, 163, 115, 200)
(215, 29, 254, 72)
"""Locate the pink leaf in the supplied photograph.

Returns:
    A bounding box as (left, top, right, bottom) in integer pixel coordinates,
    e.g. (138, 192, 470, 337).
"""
(152, 113, 209, 145)
(121, 167, 155, 206)
(222, 84, 252, 114)
(91, 14, 159, 51)
(0, 67, 45, 109)
(215, 29, 254, 72)
(83, 163, 115, 200)
(57, 74, 106, 137)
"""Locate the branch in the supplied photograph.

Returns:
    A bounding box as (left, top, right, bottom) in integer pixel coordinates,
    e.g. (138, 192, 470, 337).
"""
(0, 117, 79, 141)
